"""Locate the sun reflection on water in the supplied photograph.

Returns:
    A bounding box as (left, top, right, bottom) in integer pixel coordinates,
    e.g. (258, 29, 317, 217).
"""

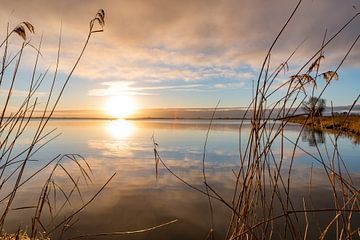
(106, 119, 136, 139)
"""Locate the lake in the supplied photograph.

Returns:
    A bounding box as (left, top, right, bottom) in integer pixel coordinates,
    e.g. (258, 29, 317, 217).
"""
(2, 119, 360, 239)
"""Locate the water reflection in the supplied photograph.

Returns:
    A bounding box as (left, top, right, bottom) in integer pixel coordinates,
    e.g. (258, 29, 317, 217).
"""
(3, 120, 360, 239)
(301, 128, 326, 146)
(106, 119, 136, 139)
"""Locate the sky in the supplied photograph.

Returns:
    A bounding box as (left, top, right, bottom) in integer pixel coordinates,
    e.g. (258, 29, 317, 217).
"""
(0, 0, 360, 117)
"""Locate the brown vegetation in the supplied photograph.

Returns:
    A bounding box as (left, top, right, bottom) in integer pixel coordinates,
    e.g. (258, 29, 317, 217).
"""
(290, 115, 360, 136)
(0, 9, 115, 240)
(154, 0, 360, 239)
(0, 231, 49, 240)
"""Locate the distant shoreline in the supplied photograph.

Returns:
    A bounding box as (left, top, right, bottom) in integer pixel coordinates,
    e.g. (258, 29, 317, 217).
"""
(4, 117, 255, 121)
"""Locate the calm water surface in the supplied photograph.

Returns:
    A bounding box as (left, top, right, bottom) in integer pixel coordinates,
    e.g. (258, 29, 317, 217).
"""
(4, 119, 360, 239)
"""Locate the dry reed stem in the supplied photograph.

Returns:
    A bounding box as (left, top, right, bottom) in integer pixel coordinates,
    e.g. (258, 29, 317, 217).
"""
(153, 1, 360, 239)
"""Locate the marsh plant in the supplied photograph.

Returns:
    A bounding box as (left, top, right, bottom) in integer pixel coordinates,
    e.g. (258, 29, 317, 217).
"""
(154, 0, 360, 239)
(0, 9, 116, 239)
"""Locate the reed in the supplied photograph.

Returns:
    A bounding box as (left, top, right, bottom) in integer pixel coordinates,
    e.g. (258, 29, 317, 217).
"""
(154, 1, 360, 239)
(0, 9, 116, 239)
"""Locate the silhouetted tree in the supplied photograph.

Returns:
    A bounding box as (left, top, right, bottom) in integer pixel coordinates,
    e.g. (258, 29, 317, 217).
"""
(302, 97, 326, 117)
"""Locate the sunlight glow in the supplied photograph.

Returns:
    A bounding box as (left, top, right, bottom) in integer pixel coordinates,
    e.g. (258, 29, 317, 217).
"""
(106, 119, 135, 140)
(104, 95, 138, 119)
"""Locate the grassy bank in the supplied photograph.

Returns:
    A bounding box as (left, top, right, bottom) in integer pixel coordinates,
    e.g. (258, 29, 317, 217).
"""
(289, 115, 360, 140)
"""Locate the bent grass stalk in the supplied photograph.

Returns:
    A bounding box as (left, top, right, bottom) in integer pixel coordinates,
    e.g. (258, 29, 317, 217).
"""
(0, 9, 125, 240)
(0, 10, 178, 239)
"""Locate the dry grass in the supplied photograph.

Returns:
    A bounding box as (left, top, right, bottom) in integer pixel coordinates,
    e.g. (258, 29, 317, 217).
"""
(154, 1, 360, 239)
(2, 1, 360, 239)
(0, 9, 116, 240)
(290, 115, 360, 144)
(0, 231, 50, 240)
(290, 115, 360, 136)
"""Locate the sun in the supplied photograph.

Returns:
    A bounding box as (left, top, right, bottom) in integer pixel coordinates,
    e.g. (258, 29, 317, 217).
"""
(104, 95, 138, 119)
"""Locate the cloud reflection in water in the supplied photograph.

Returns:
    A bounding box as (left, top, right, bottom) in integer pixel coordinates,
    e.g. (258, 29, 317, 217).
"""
(3, 120, 360, 239)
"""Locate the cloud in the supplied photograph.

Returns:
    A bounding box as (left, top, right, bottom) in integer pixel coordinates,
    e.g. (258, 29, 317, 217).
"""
(88, 81, 211, 96)
(1, 0, 359, 107)
(214, 82, 246, 89)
